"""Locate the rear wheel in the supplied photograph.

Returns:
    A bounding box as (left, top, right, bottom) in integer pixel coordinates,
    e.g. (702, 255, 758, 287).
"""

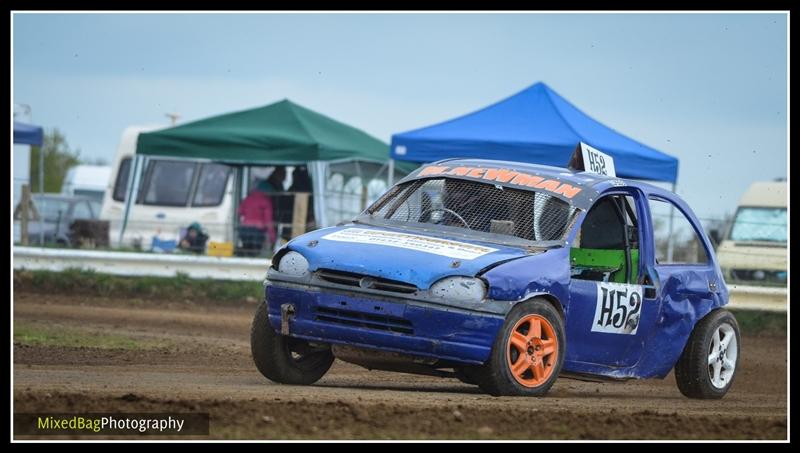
(250, 301, 334, 385)
(474, 298, 565, 396)
(674, 309, 740, 399)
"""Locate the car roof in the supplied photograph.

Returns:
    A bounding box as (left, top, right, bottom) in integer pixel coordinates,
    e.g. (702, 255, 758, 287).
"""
(400, 158, 663, 210)
(438, 158, 620, 186)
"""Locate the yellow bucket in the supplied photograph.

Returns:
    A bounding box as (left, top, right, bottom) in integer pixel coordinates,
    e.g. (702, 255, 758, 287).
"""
(207, 241, 234, 257)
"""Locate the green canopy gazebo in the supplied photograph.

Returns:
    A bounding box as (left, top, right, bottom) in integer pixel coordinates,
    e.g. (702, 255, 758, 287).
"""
(120, 99, 414, 247)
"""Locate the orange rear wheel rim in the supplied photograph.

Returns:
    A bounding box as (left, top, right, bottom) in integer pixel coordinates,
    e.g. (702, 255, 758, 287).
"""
(506, 314, 558, 387)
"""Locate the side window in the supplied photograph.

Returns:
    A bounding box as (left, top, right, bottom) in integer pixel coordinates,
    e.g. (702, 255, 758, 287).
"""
(193, 163, 231, 207)
(571, 195, 639, 283)
(72, 201, 93, 220)
(112, 157, 132, 202)
(142, 160, 197, 207)
(648, 198, 709, 265)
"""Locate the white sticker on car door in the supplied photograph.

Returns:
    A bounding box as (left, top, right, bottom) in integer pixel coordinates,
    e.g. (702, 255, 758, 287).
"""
(591, 282, 643, 335)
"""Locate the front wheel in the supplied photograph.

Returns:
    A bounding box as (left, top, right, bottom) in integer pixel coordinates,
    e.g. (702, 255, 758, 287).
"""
(474, 298, 565, 396)
(250, 301, 334, 385)
(674, 309, 741, 399)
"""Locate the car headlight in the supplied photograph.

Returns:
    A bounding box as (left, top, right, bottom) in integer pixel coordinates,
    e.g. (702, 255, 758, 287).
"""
(430, 277, 487, 303)
(277, 251, 310, 277)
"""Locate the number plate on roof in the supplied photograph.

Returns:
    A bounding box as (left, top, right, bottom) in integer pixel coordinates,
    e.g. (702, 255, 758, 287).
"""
(579, 142, 616, 177)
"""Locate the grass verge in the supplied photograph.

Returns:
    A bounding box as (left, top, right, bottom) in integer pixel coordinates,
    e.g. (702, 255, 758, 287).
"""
(13, 268, 263, 303)
(729, 309, 786, 337)
(14, 321, 170, 350)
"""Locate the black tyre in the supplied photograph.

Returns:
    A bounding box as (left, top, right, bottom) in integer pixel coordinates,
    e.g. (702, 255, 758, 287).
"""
(474, 298, 565, 396)
(250, 301, 334, 385)
(674, 309, 741, 399)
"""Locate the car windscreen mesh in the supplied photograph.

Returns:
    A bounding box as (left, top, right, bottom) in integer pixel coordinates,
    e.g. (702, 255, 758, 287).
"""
(366, 178, 579, 242)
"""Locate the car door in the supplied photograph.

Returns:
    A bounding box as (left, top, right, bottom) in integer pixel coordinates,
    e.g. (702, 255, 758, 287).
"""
(646, 195, 720, 327)
(565, 189, 663, 369)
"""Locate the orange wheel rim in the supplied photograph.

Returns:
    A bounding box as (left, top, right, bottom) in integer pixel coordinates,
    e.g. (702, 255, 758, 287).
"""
(506, 314, 558, 388)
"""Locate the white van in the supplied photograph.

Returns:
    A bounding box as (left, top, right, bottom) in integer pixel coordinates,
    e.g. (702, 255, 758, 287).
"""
(716, 180, 787, 286)
(62, 164, 111, 205)
(100, 125, 237, 250)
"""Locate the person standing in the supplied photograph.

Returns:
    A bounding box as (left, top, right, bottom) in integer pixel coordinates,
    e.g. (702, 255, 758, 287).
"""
(237, 167, 286, 256)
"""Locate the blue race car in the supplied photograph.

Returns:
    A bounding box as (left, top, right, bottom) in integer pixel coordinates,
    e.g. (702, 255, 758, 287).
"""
(252, 144, 740, 399)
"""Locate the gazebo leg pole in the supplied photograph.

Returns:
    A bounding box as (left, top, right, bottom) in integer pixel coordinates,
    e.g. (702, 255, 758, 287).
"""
(38, 140, 44, 245)
(118, 155, 142, 247)
(232, 166, 243, 255)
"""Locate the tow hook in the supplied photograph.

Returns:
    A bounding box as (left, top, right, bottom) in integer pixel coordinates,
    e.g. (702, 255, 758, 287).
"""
(280, 304, 295, 335)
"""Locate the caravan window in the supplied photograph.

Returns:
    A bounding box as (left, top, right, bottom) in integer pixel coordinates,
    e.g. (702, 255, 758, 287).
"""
(142, 160, 197, 206)
(193, 163, 231, 207)
(112, 157, 132, 201)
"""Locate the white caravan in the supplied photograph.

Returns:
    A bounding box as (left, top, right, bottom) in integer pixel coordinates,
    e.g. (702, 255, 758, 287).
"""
(100, 125, 237, 250)
(101, 126, 403, 251)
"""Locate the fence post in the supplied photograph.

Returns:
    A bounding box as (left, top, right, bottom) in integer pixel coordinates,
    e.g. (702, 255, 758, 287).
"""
(360, 183, 368, 212)
(21, 185, 30, 245)
(15, 184, 39, 246)
(291, 193, 310, 238)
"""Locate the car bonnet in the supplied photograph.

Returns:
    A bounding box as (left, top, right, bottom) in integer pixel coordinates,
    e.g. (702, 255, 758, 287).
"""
(285, 224, 538, 290)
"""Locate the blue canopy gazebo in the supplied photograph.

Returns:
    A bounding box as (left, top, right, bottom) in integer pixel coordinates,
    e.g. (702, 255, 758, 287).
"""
(14, 120, 44, 146)
(14, 120, 45, 243)
(390, 81, 680, 258)
(14, 120, 44, 197)
(390, 82, 678, 184)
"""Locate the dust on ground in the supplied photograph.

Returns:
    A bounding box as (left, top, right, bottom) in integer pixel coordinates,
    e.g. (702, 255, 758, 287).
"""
(13, 292, 787, 440)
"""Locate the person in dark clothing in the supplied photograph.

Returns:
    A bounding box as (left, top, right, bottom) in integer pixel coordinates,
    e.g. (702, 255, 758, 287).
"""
(269, 167, 293, 240)
(179, 222, 209, 254)
(289, 166, 312, 192)
(281, 166, 316, 239)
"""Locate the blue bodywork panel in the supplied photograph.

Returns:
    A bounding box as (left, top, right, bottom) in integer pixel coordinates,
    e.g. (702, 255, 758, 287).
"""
(267, 285, 504, 364)
(264, 159, 728, 379)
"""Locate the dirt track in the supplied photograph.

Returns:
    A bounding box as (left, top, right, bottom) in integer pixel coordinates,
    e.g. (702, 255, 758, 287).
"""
(13, 292, 787, 440)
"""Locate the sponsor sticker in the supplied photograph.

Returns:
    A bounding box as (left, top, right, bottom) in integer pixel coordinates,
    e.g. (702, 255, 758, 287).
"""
(591, 282, 643, 335)
(416, 165, 583, 199)
(321, 228, 498, 260)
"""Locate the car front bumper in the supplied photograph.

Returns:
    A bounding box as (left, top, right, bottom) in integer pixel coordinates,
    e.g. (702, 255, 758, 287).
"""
(265, 283, 505, 365)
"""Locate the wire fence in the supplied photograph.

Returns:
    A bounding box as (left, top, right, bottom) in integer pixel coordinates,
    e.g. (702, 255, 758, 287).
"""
(15, 196, 787, 259)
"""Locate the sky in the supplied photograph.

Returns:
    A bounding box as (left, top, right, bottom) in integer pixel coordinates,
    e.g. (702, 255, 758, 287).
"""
(12, 12, 788, 222)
